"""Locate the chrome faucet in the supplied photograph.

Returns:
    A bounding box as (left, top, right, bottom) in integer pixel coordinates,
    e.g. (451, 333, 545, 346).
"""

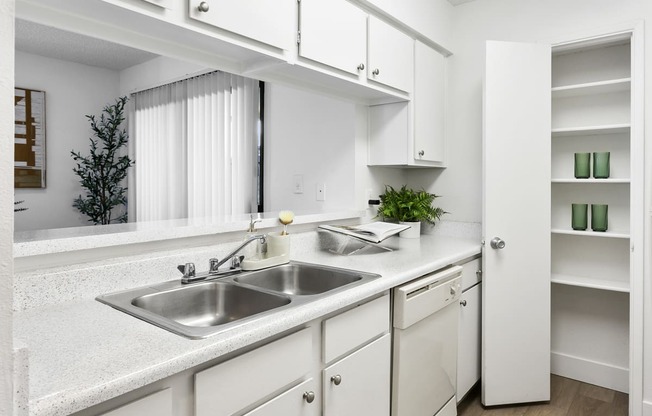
(178, 234, 266, 284)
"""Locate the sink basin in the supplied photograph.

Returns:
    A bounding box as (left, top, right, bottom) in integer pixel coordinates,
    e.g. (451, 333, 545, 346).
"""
(131, 282, 291, 327)
(234, 263, 364, 295)
(97, 281, 292, 339)
(97, 261, 380, 339)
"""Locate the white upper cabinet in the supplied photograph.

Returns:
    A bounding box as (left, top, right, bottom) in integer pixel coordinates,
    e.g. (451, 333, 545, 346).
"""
(414, 40, 445, 163)
(367, 16, 414, 92)
(368, 41, 447, 167)
(299, 0, 368, 76)
(188, 0, 296, 51)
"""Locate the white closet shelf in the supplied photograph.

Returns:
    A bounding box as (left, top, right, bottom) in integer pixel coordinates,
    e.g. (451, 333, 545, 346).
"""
(551, 124, 630, 137)
(551, 229, 630, 239)
(551, 78, 631, 99)
(551, 178, 630, 184)
(551, 273, 629, 293)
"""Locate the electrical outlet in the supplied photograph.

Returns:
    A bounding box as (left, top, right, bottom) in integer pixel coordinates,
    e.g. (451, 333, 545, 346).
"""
(316, 183, 326, 201)
(293, 174, 304, 194)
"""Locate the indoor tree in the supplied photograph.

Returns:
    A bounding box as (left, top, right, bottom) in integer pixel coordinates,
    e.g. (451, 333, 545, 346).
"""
(71, 96, 133, 225)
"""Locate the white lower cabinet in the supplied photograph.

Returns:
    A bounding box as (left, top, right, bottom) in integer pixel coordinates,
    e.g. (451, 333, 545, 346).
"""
(244, 378, 319, 416)
(323, 334, 391, 416)
(456, 257, 482, 402)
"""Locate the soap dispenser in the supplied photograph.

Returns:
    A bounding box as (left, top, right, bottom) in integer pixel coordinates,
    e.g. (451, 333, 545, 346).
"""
(243, 214, 263, 259)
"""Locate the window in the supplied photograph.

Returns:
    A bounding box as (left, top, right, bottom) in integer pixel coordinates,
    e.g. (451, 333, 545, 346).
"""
(129, 71, 263, 222)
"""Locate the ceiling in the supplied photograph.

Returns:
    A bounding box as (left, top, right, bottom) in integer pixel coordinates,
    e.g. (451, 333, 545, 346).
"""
(15, 19, 158, 71)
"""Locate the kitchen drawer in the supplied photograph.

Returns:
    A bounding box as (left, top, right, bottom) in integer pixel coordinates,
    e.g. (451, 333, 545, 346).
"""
(244, 378, 319, 416)
(322, 294, 389, 363)
(100, 389, 172, 416)
(195, 328, 312, 416)
(458, 257, 482, 290)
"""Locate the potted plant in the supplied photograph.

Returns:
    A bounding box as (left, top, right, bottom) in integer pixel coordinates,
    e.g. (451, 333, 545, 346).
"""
(377, 185, 447, 238)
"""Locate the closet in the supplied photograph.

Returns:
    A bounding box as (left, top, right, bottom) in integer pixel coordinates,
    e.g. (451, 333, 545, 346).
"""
(550, 35, 636, 393)
(482, 25, 643, 411)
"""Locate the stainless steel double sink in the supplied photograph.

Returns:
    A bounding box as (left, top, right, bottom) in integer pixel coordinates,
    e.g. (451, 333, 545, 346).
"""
(97, 261, 380, 339)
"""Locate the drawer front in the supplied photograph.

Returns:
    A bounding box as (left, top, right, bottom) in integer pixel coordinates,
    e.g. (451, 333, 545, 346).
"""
(195, 328, 312, 416)
(459, 257, 482, 290)
(244, 378, 319, 416)
(323, 294, 389, 363)
(100, 389, 172, 416)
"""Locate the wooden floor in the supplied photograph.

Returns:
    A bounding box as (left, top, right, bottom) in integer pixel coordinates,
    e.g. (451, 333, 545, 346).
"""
(457, 375, 628, 416)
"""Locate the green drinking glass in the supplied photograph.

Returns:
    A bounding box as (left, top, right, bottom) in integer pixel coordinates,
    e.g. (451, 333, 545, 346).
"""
(593, 152, 610, 179)
(574, 153, 591, 179)
(571, 203, 588, 231)
(591, 204, 608, 232)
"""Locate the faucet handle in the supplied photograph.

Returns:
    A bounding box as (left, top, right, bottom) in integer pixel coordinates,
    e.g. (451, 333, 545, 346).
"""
(177, 263, 196, 277)
(209, 258, 220, 273)
(231, 255, 245, 269)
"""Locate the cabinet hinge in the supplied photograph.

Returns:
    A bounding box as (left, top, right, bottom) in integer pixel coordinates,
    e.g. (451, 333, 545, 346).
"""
(297, 30, 301, 45)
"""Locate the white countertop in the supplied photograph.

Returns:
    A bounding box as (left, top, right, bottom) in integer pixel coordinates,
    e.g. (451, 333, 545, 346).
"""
(14, 233, 481, 416)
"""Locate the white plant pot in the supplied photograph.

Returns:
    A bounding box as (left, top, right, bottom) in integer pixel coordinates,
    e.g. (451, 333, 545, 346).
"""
(399, 221, 421, 239)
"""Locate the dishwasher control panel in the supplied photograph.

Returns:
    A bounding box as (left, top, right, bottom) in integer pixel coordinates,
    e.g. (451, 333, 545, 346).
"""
(393, 266, 463, 330)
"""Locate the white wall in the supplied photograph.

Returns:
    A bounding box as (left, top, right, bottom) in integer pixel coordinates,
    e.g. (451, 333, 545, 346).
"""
(264, 83, 406, 216)
(264, 83, 357, 213)
(0, 1, 14, 413)
(14, 51, 120, 231)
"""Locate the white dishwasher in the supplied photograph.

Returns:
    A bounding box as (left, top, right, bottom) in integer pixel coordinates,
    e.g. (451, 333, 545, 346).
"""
(391, 266, 463, 416)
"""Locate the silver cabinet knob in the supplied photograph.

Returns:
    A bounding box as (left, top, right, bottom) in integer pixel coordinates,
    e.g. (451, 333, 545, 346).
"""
(372, 68, 380, 76)
(198, 1, 209, 12)
(490, 237, 506, 250)
(331, 374, 342, 385)
(303, 391, 315, 403)
(418, 150, 425, 157)
(357, 63, 365, 71)
(460, 299, 467, 307)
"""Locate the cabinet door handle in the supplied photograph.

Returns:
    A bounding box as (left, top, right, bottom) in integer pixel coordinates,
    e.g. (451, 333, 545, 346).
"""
(418, 150, 425, 157)
(460, 299, 467, 307)
(198, 1, 209, 12)
(372, 68, 380, 76)
(331, 374, 342, 385)
(357, 63, 365, 71)
(303, 391, 315, 403)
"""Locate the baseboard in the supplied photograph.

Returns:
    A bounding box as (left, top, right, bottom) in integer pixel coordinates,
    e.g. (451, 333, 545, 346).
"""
(551, 351, 628, 393)
(643, 400, 652, 416)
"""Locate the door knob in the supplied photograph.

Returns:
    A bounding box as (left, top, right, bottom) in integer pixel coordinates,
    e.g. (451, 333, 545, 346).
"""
(372, 68, 380, 76)
(331, 374, 342, 385)
(357, 63, 365, 71)
(460, 300, 467, 307)
(490, 237, 506, 250)
(198, 1, 209, 12)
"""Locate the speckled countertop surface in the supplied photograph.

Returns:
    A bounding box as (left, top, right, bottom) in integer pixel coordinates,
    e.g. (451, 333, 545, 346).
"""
(14, 233, 481, 416)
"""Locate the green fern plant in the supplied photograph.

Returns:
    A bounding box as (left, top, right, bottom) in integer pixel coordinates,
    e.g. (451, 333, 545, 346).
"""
(71, 96, 133, 225)
(377, 185, 447, 225)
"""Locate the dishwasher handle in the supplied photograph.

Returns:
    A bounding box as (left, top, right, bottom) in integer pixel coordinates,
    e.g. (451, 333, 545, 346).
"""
(393, 266, 462, 330)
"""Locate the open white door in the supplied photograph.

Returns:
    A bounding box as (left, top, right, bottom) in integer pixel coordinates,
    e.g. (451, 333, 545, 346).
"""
(482, 41, 551, 406)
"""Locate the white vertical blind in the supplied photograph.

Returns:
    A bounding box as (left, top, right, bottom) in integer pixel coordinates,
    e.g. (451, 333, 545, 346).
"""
(129, 72, 259, 222)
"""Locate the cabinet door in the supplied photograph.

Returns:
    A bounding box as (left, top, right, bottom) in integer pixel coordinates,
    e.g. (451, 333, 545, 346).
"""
(244, 378, 319, 416)
(483, 40, 550, 406)
(457, 284, 481, 401)
(189, 0, 295, 50)
(414, 41, 445, 163)
(299, 0, 367, 76)
(323, 334, 390, 416)
(367, 16, 413, 92)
